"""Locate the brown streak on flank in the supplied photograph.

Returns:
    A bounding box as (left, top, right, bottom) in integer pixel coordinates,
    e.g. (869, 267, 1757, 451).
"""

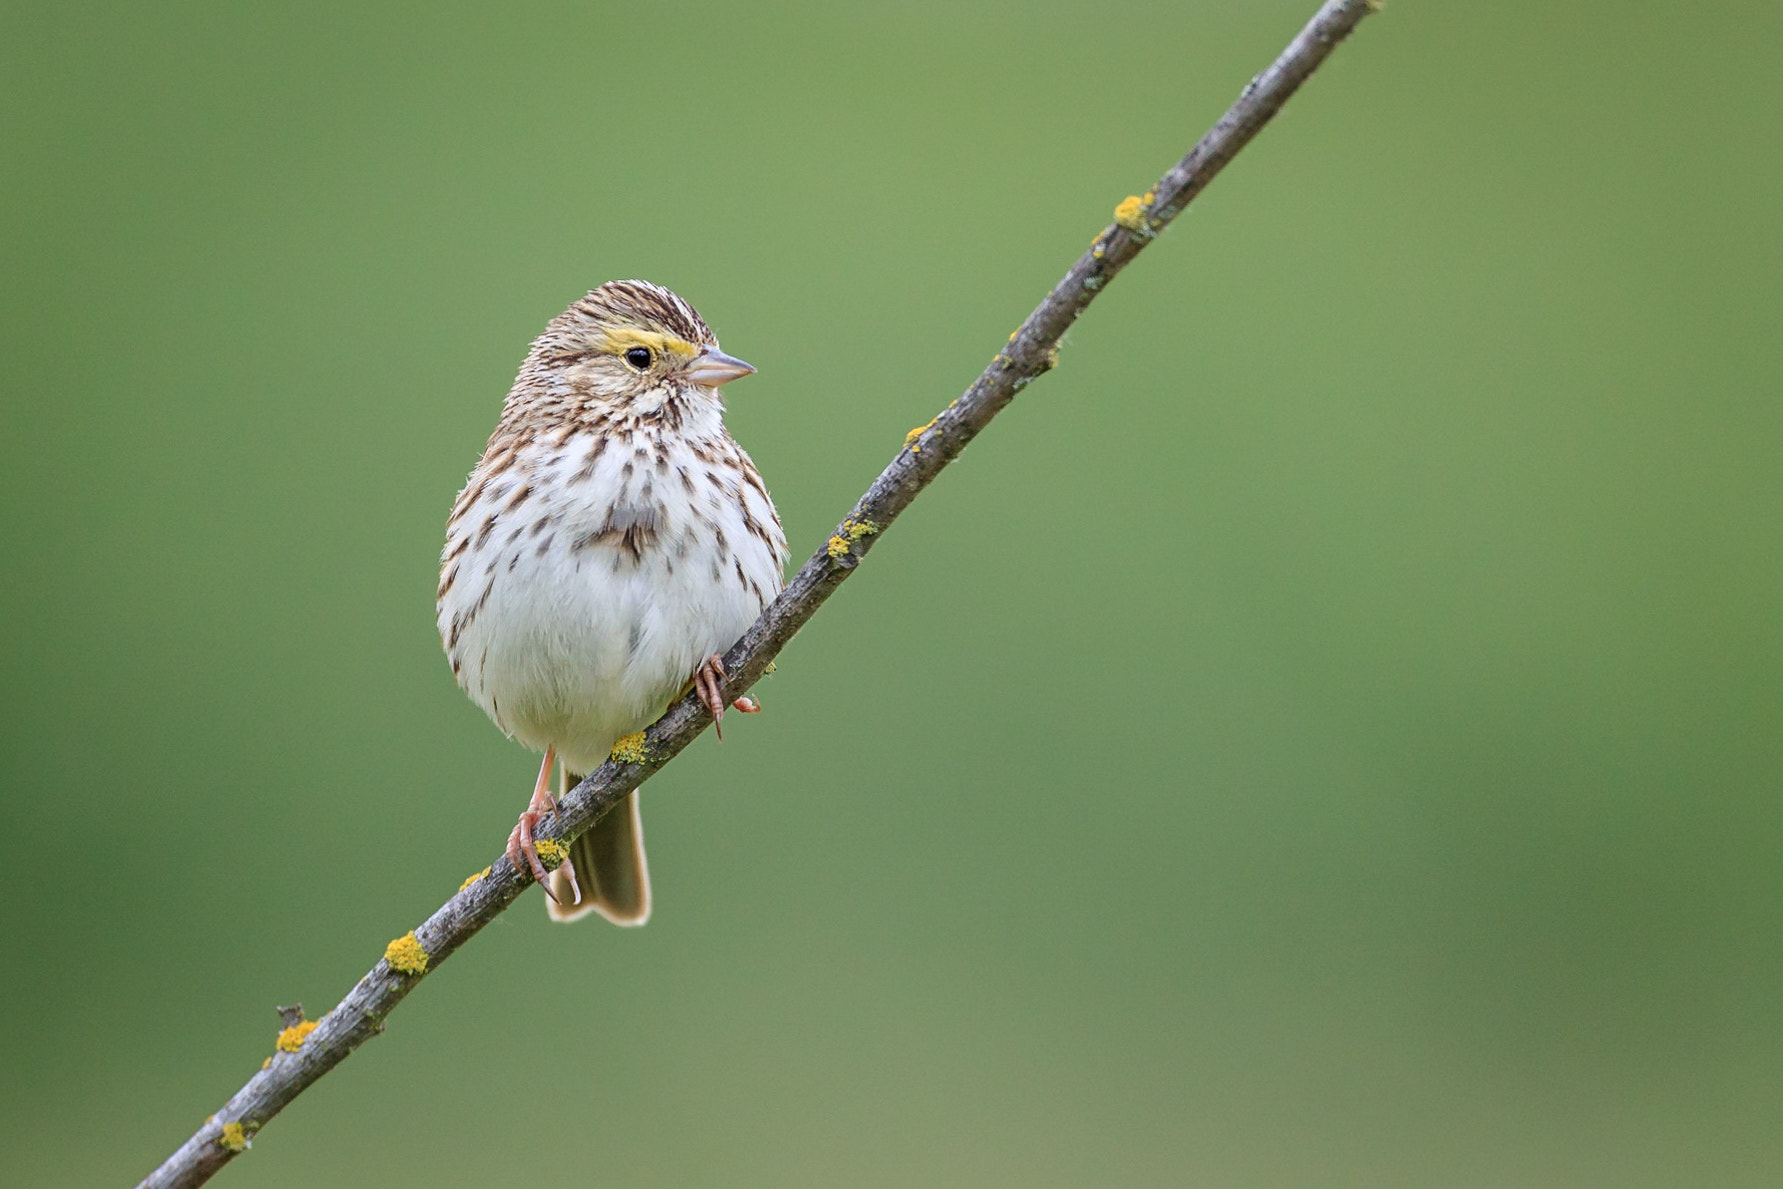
(447, 487, 479, 525)
(448, 571, 495, 651)
(503, 484, 532, 512)
(437, 563, 460, 599)
(475, 512, 499, 547)
(742, 513, 775, 550)
(739, 460, 771, 502)
(468, 572, 496, 620)
(452, 473, 492, 520)
(677, 466, 696, 496)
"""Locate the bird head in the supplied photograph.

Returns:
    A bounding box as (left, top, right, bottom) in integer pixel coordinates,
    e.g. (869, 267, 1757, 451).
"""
(520, 280, 755, 421)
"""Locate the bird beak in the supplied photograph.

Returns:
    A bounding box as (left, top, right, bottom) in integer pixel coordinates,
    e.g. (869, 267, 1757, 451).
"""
(683, 347, 756, 387)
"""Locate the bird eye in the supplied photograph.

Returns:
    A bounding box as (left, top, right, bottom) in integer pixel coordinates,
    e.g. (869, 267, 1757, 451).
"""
(623, 347, 652, 370)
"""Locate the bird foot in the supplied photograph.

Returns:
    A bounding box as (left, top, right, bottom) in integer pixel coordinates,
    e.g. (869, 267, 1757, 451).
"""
(505, 810, 555, 900)
(694, 654, 728, 739)
(504, 748, 580, 904)
(693, 655, 762, 739)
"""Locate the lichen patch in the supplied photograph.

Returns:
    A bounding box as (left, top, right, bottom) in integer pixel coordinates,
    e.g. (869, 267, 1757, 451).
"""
(384, 931, 429, 976)
(275, 1019, 319, 1053)
(534, 838, 568, 870)
(610, 731, 650, 764)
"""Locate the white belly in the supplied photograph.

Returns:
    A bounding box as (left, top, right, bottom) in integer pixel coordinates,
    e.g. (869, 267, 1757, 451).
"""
(438, 428, 785, 774)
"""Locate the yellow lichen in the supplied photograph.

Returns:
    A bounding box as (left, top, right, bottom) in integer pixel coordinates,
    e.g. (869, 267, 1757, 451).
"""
(1114, 194, 1148, 231)
(534, 838, 568, 870)
(610, 731, 650, 763)
(459, 866, 492, 891)
(827, 516, 879, 560)
(384, 931, 429, 975)
(275, 1019, 319, 1053)
(260, 1056, 271, 1070)
(904, 417, 937, 452)
(218, 1121, 250, 1153)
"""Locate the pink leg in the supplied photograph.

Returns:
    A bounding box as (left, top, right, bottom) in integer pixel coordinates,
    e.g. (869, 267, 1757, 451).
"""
(506, 747, 566, 901)
(693, 654, 729, 740)
(693, 655, 762, 737)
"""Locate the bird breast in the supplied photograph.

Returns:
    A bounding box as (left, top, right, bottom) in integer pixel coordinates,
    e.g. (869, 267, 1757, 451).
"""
(438, 426, 786, 773)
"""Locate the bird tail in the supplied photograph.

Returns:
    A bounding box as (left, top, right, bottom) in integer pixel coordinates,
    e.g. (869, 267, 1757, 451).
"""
(546, 772, 652, 926)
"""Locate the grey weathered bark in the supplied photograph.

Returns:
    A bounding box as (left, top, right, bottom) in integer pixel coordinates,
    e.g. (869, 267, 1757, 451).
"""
(137, 2, 1379, 1184)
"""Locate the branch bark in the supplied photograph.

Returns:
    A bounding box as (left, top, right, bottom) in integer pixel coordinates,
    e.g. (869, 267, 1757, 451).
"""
(138, 3, 1377, 1184)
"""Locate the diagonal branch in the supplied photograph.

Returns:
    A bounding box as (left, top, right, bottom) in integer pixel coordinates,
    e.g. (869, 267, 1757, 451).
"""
(138, 3, 1378, 1184)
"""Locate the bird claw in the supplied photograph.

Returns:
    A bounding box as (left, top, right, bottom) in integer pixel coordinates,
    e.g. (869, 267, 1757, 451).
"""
(694, 654, 728, 740)
(555, 848, 583, 906)
(506, 811, 560, 903)
(506, 748, 564, 902)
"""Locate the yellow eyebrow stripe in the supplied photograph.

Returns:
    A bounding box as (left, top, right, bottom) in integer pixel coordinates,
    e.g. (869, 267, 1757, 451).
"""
(599, 328, 698, 359)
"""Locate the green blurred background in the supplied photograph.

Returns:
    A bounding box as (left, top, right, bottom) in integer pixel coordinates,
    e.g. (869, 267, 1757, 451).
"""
(3, 1, 1780, 1185)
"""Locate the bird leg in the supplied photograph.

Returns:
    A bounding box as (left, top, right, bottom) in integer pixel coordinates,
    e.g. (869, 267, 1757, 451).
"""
(689, 655, 762, 739)
(693, 654, 728, 740)
(506, 747, 562, 900)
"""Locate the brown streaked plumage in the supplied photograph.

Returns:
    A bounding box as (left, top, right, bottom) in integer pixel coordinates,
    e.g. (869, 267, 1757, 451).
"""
(438, 280, 788, 925)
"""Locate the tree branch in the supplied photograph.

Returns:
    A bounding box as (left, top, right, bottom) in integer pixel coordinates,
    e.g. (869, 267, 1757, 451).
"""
(138, 3, 1377, 1184)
